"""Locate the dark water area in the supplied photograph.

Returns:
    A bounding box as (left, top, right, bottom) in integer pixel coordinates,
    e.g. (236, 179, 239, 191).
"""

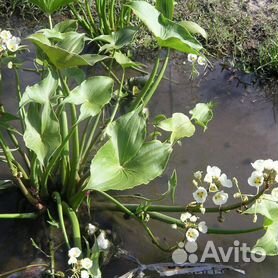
(100, 61, 278, 277)
(1, 47, 278, 277)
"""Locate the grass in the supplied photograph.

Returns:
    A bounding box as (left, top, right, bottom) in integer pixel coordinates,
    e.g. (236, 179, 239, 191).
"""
(175, 0, 278, 74)
(1, 0, 278, 76)
(0, 0, 42, 20)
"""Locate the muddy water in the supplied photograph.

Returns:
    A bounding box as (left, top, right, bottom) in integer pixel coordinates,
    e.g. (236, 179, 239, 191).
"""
(1, 56, 278, 277)
(101, 61, 278, 277)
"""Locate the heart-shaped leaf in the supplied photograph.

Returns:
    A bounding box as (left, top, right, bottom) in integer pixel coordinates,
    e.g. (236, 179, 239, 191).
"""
(127, 1, 203, 54)
(158, 113, 195, 144)
(20, 70, 58, 107)
(85, 110, 172, 191)
(63, 76, 114, 121)
(28, 0, 77, 14)
(21, 71, 61, 165)
(24, 104, 61, 165)
(189, 102, 214, 131)
(28, 33, 108, 69)
(94, 28, 138, 53)
(107, 109, 146, 164)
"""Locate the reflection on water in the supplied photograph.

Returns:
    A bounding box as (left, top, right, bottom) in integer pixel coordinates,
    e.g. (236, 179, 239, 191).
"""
(1, 56, 278, 277)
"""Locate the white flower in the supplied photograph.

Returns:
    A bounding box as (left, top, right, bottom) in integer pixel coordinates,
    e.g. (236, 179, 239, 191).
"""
(97, 231, 110, 250)
(273, 160, 278, 172)
(264, 159, 274, 170)
(180, 212, 191, 222)
(212, 191, 228, 206)
(248, 171, 264, 187)
(87, 223, 97, 236)
(194, 171, 202, 180)
(186, 228, 199, 242)
(251, 159, 275, 172)
(188, 53, 198, 63)
(200, 207, 206, 214)
(0, 30, 12, 42)
(171, 223, 178, 229)
(219, 173, 233, 188)
(6, 37, 20, 52)
(189, 215, 198, 222)
(81, 258, 93, 270)
(209, 183, 218, 192)
(197, 56, 206, 66)
(68, 256, 77, 265)
(271, 188, 278, 201)
(198, 221, 208, 234)
(204, 166, 221, 183)
(68, 247, 81, 258)
(193, 187, 208, 203)
(7, 61, 13, 69)
(81, 270, 90, 278)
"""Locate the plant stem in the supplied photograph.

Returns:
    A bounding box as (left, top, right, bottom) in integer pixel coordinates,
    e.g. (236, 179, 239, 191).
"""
(53, 192, 70, 249)
(0, 212, 38, 219)
(148, 212, 265, 235)
(0, 264, 49, 278)
(93, 187, 266, 214)
(142, 48, 170, 106)
(93, 190, 175, 251)
(131, 52, 161, 110)
(58, 71, 80, 198)
(85, 0, 98, 36)
(62, 201, 82, 249)
(48, 14, 53, 29)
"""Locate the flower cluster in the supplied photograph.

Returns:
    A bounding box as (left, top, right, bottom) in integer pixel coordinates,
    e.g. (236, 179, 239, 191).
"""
(187, 53, 206, 66)
(68, 247, 93, 278)
(179, 212, 208, 242)
(248, 159, 278, 188)
(86, 223, 111, 250)
(192, 166, 232, 207)
(0, 29, 21, 56)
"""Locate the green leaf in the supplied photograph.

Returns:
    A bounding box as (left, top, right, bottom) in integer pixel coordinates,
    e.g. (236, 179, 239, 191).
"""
(107, 109, 146, 164)
(158, 113, 195, 144)
(24, 104, 61, 165)
(57, 32, 86, 54)
(127, 1, 203, 54)
(53, 19, 78, 33)
(20, 70, 58, 107)
(28, 0, 77, 14)
(63, 76, 114, 121)
(189, 102, 214, 131)
(94, 28, 138, 53)
(179, 21, 208, 40)
(244, 194, 278, 256)
(156, 0, 174, 19)
(85, 110, 172, 192)
(86, 140, 172, 192)
(28, 33, 108, 69)
(113, 52, 143, 69)
(21, 71, 61, 165)
(63, 67, 86, 84)
(90, 240, 101, 278)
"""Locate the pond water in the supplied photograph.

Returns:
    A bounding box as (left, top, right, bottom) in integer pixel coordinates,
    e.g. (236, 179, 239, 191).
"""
(1, 52, 278, 277)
